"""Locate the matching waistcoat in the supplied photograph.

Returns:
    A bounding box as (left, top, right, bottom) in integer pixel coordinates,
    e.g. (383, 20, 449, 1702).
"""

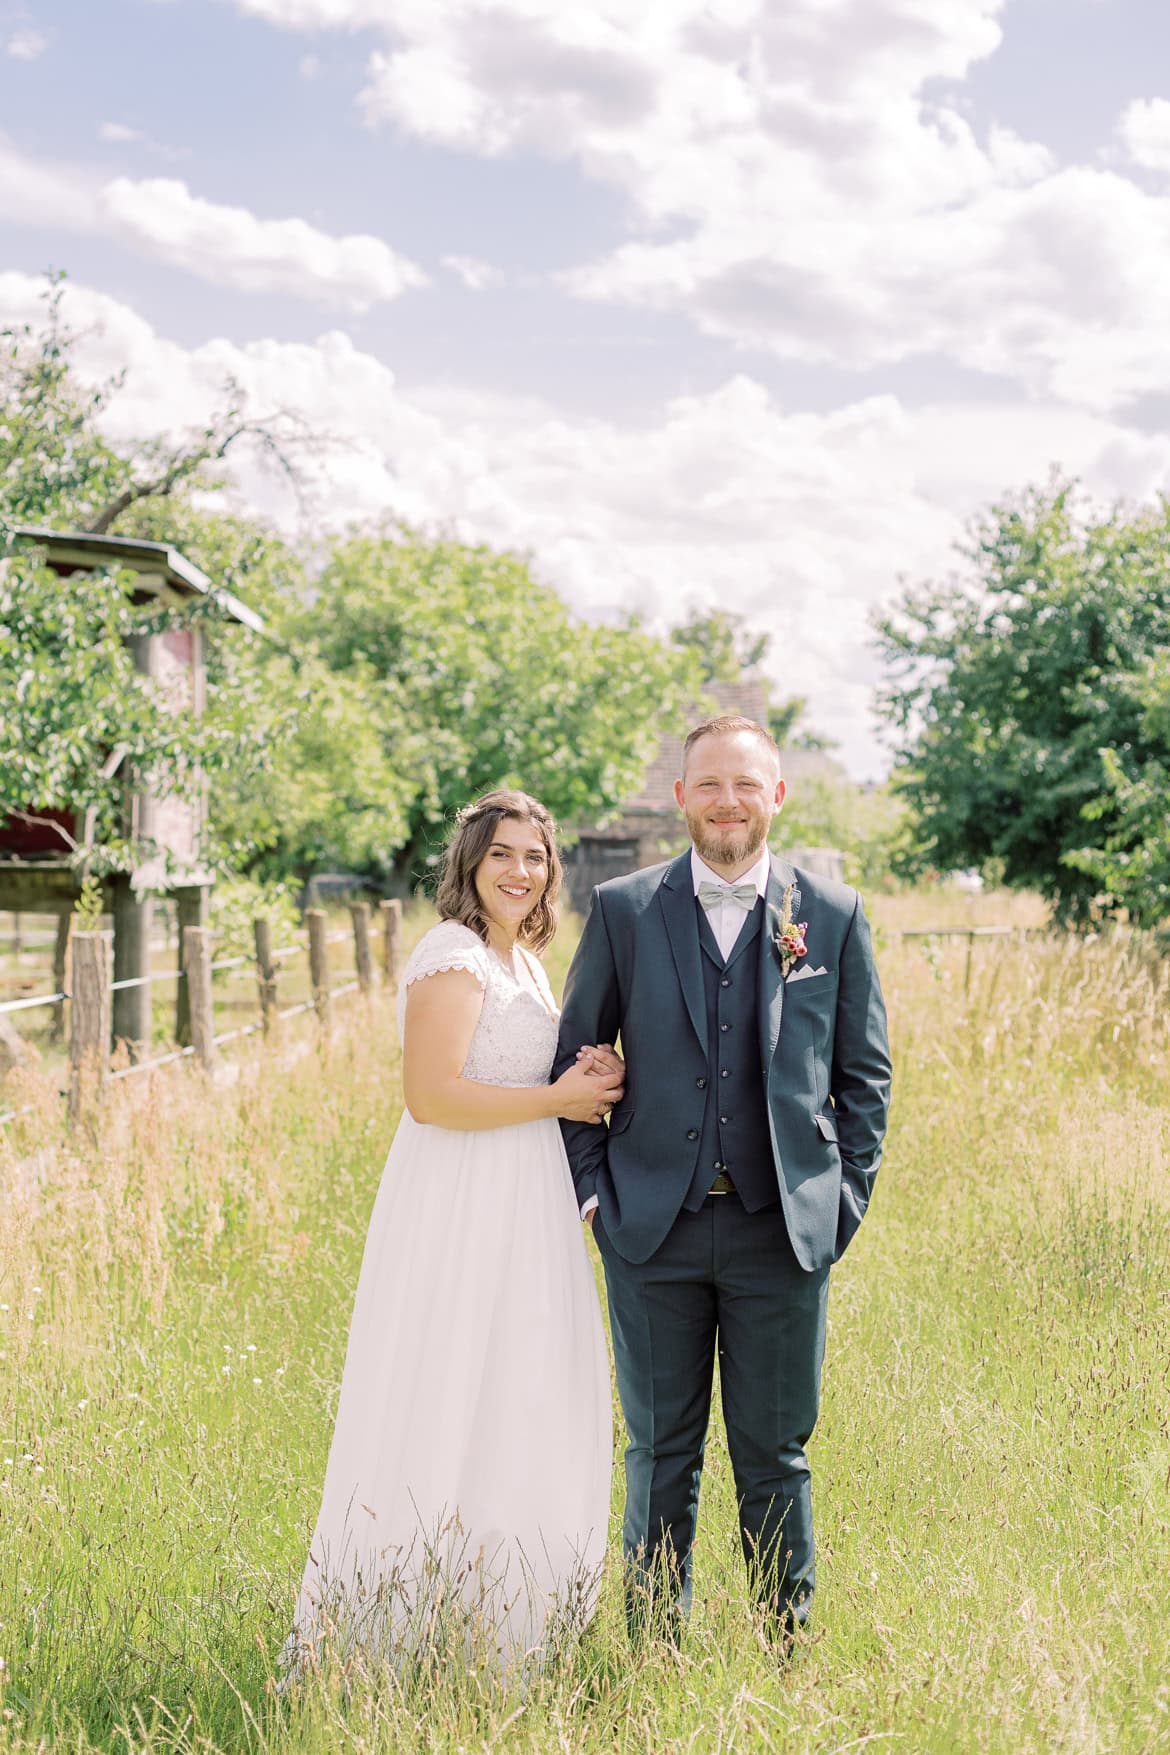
(682, 898, 779, 1212)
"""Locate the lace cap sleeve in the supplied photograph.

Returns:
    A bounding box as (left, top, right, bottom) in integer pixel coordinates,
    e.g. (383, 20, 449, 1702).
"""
(401, 920, 492, 992)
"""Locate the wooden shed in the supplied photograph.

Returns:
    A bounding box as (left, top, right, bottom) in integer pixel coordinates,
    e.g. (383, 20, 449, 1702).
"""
(0, 527, 263, 1054)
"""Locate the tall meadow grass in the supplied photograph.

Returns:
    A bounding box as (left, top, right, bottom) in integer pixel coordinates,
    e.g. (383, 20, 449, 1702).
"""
(1, 900, 1168, 1753)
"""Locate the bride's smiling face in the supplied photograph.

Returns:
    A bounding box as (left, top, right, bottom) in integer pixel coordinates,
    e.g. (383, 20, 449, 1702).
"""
(474, 816, 550, 936)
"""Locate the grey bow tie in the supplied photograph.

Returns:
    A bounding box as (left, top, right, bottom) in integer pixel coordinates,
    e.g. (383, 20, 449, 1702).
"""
(697, 881, 757, 912)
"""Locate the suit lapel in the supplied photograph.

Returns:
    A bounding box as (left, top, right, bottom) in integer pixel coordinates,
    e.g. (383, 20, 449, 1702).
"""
(657, 852, 708, 1052)
(759, 854, 800, 1069)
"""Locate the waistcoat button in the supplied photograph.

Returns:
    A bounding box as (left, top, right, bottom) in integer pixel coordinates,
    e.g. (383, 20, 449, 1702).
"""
(686, 1128, 699, 1141)
(695, 1077, 706, 1088)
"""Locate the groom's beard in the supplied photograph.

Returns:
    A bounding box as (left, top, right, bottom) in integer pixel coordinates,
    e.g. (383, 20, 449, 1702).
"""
(687, 813, 768, 870)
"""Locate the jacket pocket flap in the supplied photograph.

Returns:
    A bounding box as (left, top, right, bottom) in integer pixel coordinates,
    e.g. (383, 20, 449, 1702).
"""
(814, 1111, 837, 1142)
(608, 1106, 635, 1135)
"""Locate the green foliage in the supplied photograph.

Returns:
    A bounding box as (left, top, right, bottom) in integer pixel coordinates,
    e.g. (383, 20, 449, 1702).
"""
(0, 551, 216, 874)
(2, 286, 714, 891)
(122, 498, 307, 625)
(1, 275, 300, 539)
(1064, 650, 1170, 926)
(669, 606, 768, 682)
(668, 608, 835, 751)
(0, 275, 128, 530)
(767, 694, 838, 754)
(875, 478, 1170, 926)
(308, 529, 699, 877)
(0, 277, 322, 882)
(72, 874, 104, 930)
(772, 763, 908, 890)
(208, 876, 300, 957)
(112, 502, 405, 882)
(211, 643, 412, 883)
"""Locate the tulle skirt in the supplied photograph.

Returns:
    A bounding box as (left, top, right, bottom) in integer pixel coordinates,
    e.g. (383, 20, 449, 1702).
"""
(287, 1108, 612, 1676)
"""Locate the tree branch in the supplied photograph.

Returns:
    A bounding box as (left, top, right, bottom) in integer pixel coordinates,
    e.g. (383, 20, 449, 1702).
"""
(0, 806, 82, 852)
(83, 398, 310, 533)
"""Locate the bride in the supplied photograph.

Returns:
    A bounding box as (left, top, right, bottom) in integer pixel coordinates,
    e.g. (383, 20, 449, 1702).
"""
(287, 790, 620, 1676)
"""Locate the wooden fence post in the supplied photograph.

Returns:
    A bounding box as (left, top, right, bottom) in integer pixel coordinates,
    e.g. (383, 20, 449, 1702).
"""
(111, 874, 153, 1060)
(307, 909, 331, 1030)
(51, 911, 72, 1044)
(183, 926, 217, 1068)
(69, 930, 112, 1124)
(380, 899, 402, 983)
(350, 903, 375, 994)
(253, 917, 279, 1034)
(174, 886, 209, 1047)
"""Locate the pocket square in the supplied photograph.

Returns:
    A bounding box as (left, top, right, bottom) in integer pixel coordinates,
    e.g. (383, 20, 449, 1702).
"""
(786, 963, 830, 983)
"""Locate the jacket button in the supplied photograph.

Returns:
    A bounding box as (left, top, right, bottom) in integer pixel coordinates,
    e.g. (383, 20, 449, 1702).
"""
(720, 1115, 730, 1125)
(695, 1077, 706, 1088)
(720, 1068, 731, 1078)
(720, 977, 731, 988)
(686, 1128, 699, 1141)
(720, 1022, 731, 1032)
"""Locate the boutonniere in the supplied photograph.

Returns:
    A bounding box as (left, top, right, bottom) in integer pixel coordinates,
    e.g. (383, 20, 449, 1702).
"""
(772, 882, 808, 979)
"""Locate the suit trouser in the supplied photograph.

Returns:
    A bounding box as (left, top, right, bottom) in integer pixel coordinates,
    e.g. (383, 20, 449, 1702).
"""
(594, 1192, 829, 1631)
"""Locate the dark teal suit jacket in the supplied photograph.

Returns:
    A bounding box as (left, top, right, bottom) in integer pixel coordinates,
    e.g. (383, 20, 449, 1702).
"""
(555, 851, 892, 1271)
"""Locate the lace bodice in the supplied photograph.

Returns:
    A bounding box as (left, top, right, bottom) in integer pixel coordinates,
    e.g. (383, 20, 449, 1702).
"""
(397, 920, 560, 1088)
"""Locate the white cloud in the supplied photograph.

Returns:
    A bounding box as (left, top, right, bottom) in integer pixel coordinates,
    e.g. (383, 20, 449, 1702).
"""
(6, 270, 1169, 776)
(441, 253, 504, 290)
(5, 27, 48, 59)
(0, 138, 94, 230)
(102, 177, 427, 307)
(225, 0, 1170, 413)
(1119, 97, 1170, 174)
(235, 0, 389, 25)
(0, 143, 426, 310)
(97, 121, 190, 162)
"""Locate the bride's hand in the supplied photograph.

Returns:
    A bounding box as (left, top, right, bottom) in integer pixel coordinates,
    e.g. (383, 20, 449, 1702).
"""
(576, 1042, 625, 1080)
(552, 1059, 624, 1124)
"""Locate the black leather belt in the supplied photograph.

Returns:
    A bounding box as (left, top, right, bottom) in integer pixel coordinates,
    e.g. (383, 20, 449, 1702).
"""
(709, 1170, 737, 1195)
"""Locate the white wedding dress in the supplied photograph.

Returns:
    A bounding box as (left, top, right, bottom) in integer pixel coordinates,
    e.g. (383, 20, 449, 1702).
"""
(288, 920, 612, 1674)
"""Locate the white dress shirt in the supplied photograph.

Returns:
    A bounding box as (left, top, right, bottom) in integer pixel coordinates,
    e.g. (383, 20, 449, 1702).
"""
(690, 844, 771, 960)
(579, 844, 772, 1220)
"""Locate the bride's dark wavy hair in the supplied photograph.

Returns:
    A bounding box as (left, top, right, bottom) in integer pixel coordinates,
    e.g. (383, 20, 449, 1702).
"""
(435, 789, 563, 953)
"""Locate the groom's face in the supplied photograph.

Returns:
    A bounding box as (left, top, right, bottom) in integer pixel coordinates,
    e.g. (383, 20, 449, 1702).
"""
(675, 731, 786, 871)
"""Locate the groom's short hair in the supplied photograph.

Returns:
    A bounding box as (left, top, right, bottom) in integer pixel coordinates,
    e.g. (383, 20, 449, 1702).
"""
(682, 715, 781, 776)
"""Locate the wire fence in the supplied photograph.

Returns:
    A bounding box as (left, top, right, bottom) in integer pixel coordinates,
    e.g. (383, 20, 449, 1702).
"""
(0, 902, 402, 1128)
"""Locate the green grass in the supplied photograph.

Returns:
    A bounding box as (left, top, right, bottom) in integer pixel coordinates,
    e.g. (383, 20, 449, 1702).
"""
(2, 902, 1169, 1752)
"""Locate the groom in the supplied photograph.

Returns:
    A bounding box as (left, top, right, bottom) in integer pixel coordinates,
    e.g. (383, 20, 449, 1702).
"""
(555, 715, 891, 1642)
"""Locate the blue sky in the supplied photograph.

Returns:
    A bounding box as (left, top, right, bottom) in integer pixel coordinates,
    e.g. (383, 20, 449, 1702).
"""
(3, 0, 1170, 773)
